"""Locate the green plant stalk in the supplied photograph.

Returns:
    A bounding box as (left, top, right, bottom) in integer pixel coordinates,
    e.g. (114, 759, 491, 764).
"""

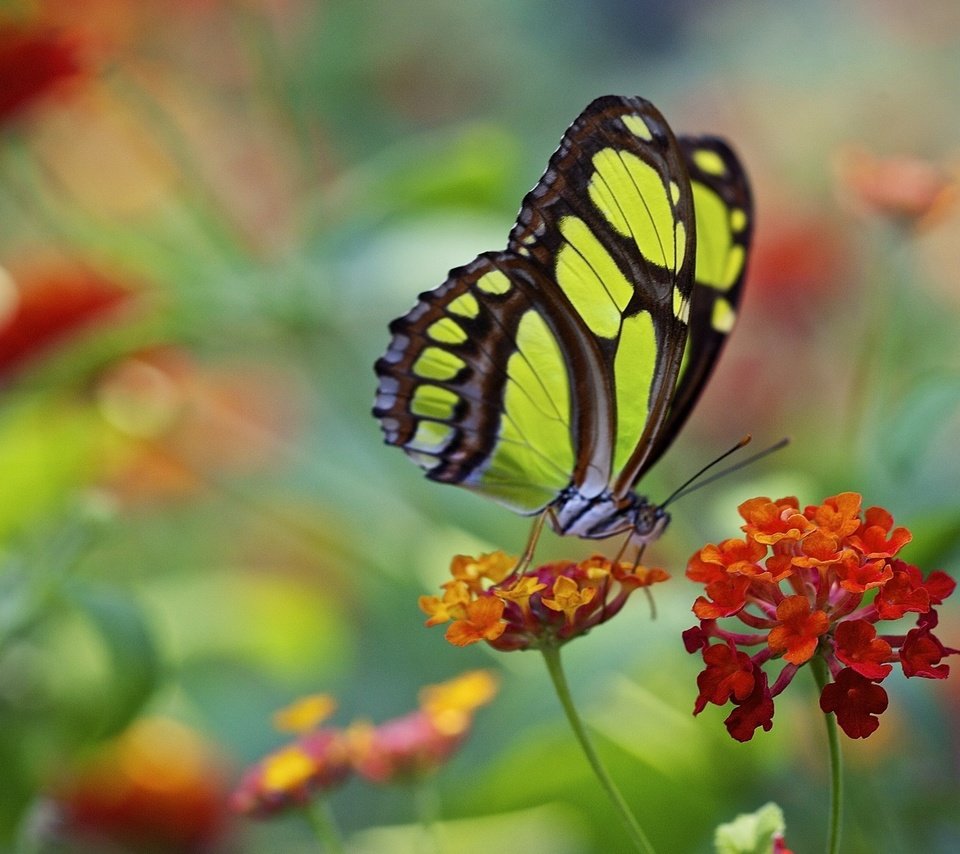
(413, 778, 443, 854)
(810, 657, 842, 854)
(540, 643, 656, 854)
(302, 799, 345, 854)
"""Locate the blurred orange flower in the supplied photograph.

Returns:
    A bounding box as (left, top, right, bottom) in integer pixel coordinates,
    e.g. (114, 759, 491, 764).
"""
(231, 730, 351, 817)
(97, 347, 304, 504)
(349, 670, 499, 785)
(835, 145, 957, 229)
(52, 717, 230, 851)
(233, 670, 498, 816)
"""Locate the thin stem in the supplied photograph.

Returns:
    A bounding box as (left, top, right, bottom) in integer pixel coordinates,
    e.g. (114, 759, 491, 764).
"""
(540, 644, 656, 854)
(302, 799, 344, 854)
(413, 778, 443, 854)
(810, 658, 842, 854)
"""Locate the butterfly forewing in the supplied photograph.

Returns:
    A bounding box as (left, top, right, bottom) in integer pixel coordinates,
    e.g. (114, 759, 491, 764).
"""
(374, 252, 581, 514)
(506, 95, 697, 498)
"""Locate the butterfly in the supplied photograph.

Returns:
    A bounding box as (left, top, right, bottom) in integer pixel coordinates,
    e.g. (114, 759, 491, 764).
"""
(373, 95, 752, 554)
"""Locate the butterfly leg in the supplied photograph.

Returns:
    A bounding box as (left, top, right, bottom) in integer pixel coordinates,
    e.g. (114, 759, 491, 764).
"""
(614, 531, 647, 570)
(613, 532, 647, 570)
(615, 534, 661, 618)
(512, 508, 551, 576)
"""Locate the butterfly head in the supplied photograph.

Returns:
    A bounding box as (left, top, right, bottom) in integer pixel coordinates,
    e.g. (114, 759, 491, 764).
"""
(632, 501, 670, 544)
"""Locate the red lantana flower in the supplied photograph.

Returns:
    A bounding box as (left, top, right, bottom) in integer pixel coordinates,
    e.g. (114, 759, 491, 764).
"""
(421, 551, 668, 651)
(685, 493, 957, 740)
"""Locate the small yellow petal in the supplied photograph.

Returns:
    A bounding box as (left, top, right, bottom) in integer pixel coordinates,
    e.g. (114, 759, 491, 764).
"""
(273, 694, 337, 734)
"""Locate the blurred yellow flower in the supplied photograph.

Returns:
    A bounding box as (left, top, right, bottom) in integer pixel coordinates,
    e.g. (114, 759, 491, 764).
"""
(231, 730, 351, 817)
(419, 669, 499, 719)
(272, 693, 338, 734)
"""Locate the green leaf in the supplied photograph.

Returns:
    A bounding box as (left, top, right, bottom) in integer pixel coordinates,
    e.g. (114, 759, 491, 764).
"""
(66, 585, 161, 738)
(714, 802, 787, 854)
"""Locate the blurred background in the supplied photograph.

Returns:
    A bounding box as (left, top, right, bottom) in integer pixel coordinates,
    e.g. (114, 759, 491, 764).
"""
(1, 0, 958, 851)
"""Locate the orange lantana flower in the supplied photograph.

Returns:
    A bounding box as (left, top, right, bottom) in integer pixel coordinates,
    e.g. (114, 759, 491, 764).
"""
(422, 553, 668, 651)
(445, 597, 506, 647)
(767, 596, 829, 665)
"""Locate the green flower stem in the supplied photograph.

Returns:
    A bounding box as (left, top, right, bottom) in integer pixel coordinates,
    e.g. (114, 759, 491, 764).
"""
(414, 778, 443, 854)
(302, 799, 344, 854)
(540, 644, 656, 854)
(810, 658, 842, 854)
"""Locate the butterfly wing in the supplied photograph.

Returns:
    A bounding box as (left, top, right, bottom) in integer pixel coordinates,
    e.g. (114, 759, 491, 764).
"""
(374, 95, 700, 516)
(374, 252, 586, 514)
(638, 136, 754, 476)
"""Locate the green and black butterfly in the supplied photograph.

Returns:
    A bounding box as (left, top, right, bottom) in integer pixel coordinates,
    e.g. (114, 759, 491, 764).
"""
(374, 95, 752, 550)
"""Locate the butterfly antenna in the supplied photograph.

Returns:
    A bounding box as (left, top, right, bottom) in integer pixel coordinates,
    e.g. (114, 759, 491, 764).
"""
(663, 436, 790, 508)
(660, 435, 753, 508)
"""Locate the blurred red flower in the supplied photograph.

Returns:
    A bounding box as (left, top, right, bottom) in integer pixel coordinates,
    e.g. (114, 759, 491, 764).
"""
(0, 265, 134, 382)
(746, 214, 851, 314)
(0, 26, 85, 125)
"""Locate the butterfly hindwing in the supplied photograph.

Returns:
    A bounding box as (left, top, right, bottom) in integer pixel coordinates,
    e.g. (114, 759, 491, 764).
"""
(640, 136, 754, 474)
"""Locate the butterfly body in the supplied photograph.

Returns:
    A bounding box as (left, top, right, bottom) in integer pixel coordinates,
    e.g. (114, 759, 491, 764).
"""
(374, 95, 752, 547)
(549, 487, 668, 542)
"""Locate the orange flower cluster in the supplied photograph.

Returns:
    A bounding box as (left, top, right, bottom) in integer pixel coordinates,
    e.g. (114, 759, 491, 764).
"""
(232, 671, 498, 817)
(420, 552, 669, 651)
(684, 493, 957, 741)
(53, 718, 230, 851)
